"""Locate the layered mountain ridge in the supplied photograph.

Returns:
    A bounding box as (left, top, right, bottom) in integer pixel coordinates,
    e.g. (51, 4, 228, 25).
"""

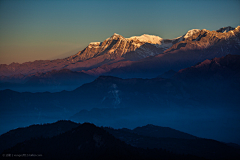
(1, 54, 240, 144)
(0, 69, 95, 92)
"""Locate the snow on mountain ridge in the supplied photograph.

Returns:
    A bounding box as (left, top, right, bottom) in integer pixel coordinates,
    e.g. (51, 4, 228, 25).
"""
(89, 42, 101, 45)
(88, 28, 209, 49)
(85, 30, 205, 60)
(89, 33, 163, 47)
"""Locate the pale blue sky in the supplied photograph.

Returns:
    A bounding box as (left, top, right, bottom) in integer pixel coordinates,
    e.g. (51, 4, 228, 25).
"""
(0, 0, 239, 64)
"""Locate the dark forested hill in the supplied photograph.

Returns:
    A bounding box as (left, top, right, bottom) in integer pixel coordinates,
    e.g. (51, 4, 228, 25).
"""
(2, 123, 205, 160)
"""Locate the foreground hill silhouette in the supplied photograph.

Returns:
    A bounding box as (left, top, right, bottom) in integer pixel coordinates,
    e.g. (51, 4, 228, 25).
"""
(2, 122, 206, 160)
(0, 120, 78, 154)
(1, 121, 240, 159)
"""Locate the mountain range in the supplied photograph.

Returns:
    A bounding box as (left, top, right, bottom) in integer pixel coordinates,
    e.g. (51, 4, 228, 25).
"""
(0, 26, 239, 92)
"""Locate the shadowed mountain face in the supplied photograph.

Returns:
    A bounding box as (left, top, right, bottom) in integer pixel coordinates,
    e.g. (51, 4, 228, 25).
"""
(132, 124, 197, 139)
(175, 54, 240, 81)
(172, 54, 240, 104)
(1, 121, 240, 160)
(2, 123, 206, 160)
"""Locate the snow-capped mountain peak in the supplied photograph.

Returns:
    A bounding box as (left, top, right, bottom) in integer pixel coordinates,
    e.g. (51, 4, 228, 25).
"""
(127, 34, 163, 44)
(175, 29, 201, 42)
(183, 29, 201, 39)
(109, 33, 125, 40)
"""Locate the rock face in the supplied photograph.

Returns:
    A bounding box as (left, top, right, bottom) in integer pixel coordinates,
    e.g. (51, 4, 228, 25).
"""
(69, 33, 169, 62)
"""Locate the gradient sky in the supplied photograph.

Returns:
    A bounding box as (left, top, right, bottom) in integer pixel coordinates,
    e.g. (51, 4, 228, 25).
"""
(0, 0, 239, 64)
